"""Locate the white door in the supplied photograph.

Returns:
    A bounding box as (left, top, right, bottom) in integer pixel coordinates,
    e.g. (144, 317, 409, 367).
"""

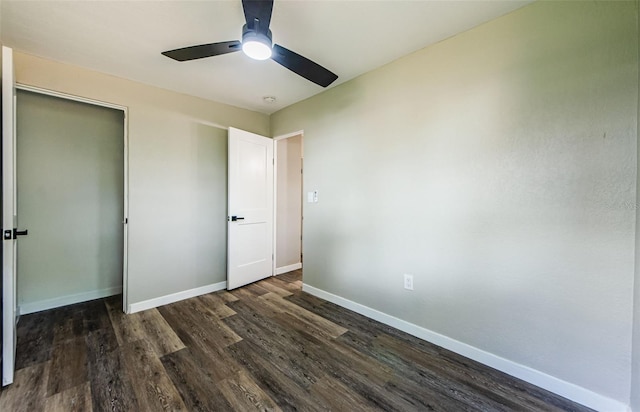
(227, 127, 274, 289)
(2, 46, 18, 386)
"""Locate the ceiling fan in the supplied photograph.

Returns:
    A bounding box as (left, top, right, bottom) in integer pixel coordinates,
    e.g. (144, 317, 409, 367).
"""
(161, 0, 338, 88)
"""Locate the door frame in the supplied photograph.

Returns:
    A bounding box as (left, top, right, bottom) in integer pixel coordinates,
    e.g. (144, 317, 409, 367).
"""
(273, 130, 304, 277)
(15, 84, 131, 313)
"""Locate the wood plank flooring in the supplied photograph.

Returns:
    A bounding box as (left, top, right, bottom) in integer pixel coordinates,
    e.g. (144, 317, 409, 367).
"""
(0, 270, 593, 411)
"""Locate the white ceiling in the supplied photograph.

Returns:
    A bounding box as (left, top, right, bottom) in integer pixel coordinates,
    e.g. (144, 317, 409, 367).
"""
(1, 0, 531, 114)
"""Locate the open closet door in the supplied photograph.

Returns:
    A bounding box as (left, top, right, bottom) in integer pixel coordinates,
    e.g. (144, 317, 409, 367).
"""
(2, 46, 18, 386)
(227, 127, 274, 289)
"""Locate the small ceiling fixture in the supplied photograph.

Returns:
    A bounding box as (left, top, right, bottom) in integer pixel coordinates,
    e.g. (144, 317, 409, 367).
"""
(263, 96, 276, 103)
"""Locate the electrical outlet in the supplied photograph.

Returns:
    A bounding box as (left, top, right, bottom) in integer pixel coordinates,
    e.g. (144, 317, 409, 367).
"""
(404, 274, 414, 290)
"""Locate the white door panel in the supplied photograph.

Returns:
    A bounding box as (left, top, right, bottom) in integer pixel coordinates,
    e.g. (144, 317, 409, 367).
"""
(238, 139, 269, 209)
(2, 46, 17, 386)
(228, 127, 273, 290)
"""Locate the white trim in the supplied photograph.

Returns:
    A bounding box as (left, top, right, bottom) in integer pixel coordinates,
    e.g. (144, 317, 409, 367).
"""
(122, 108, 130, 314)
(273, 139, 279, 277)
(19, 286, 122, 315)
(276, 262, 302, 275)
(128, 281, 227, 313)
(302, 283, 630, 412)
(15, 84, 127, 111)
(274, 130, 304, 141)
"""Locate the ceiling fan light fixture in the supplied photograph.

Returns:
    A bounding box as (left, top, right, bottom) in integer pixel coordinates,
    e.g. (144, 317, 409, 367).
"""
(242, 40, 272, 60)
(241, 25, 272, 60)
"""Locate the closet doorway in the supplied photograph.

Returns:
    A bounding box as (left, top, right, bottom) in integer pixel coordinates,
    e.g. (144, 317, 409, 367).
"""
(15, 87, 128, 314)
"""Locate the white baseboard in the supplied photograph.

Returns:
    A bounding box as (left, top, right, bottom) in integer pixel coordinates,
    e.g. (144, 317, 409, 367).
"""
(128, 281, 227, 314)
(276, 262, 302, 275)
(19, 286, 122, 315)
(302, 284, 629, 412)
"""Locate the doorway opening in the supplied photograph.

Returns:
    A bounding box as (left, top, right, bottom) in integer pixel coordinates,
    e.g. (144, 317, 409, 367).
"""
(15, 86, 128, 314)
(274, 131, 303, 282)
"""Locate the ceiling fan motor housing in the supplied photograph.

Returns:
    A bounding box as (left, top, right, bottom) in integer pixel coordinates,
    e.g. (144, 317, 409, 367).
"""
(242, 24, 272, 48)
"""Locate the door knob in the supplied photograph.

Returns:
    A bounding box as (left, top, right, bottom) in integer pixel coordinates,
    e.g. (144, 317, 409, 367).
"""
(3, 228, 28, 240)
(230, 216, 245, 222)
(14, 229, 28, 237)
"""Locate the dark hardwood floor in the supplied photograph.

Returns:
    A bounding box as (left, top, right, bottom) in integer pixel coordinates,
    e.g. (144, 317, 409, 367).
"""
(0, 270, 593, 411)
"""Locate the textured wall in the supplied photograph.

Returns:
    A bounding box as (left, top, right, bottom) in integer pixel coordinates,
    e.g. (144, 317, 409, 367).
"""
(272, 1, 638, 405)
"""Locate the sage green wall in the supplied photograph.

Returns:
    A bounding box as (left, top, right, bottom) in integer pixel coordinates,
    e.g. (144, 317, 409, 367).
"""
(13, 52, 268, 306)
(272, 0, 638, 405)
(16, 90, 124, 306)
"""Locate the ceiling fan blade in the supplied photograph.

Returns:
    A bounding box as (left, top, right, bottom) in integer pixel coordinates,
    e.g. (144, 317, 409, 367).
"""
(242, 0, 273, 32)
(271, 44, 338, 87)
(162, 41, 242, 61)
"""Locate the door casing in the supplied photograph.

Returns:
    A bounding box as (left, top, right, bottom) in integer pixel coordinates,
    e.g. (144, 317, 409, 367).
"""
(15, 85, 129, 314)
(273, 130, 304, 276)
